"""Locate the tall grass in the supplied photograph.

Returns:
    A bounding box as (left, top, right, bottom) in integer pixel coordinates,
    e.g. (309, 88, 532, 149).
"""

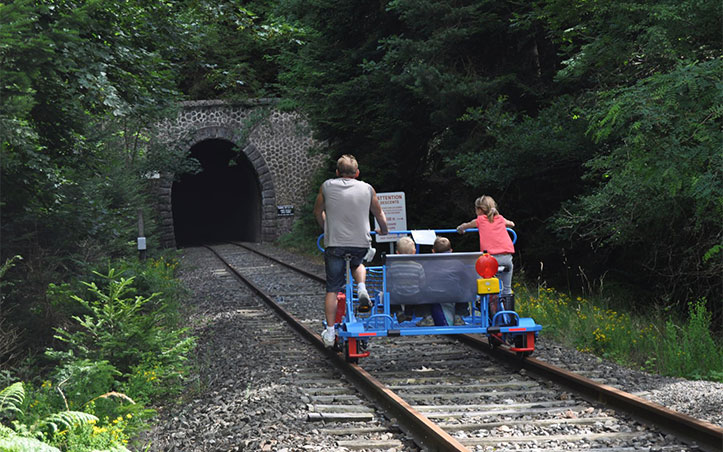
(515, 281, 723, 382)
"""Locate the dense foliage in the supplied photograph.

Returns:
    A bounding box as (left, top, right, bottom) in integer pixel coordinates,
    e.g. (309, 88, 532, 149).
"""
(0, 2, 199, 449)
(173, 1, 299, 99)
(0, 257, 192, 451)
(275, 0, 722, 322)
(0, 0, 189, 351)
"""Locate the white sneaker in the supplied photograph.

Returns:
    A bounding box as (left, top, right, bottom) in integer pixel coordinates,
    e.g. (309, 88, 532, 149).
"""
(321, 328, 336, 347)
(357, 288, 371, 312)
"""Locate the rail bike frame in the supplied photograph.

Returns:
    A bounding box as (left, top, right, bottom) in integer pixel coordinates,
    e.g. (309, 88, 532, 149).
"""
(319, 228, 542, 360)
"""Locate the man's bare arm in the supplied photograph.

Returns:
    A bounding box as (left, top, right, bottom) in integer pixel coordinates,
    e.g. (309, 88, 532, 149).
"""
(370, 188, 389, 235)
(313, 188, 325, 229)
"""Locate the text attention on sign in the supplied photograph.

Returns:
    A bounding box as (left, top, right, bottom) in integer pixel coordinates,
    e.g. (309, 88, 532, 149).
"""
(375, 192, 407, 243)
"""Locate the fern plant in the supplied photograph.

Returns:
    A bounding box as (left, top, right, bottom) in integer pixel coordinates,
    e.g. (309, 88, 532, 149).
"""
(0, 436, 63, 452)
(0, 381, 129, 452)
(0, 382, 99, 433)
(0, 382, 24, 417)
(0, 381, 98, 428)
(40, 411, 99, 434)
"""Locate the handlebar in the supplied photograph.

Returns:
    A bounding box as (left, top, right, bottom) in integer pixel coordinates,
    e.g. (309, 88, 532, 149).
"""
(316, 227, 517, 252)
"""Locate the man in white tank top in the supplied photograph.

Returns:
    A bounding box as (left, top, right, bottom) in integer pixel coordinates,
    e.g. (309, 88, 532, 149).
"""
(313, 155, 388, 347)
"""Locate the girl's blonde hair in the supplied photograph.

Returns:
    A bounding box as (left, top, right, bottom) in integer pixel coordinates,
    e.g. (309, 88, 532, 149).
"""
(475, 195, 498, 223)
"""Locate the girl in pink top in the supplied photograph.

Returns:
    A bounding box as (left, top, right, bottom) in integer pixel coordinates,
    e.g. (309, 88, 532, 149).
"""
(456, 196, 516, 308)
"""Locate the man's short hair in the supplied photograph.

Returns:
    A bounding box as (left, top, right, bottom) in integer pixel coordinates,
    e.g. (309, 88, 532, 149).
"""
(396, 236, 416, 254)
(433, 236, 452, 253)
(337, 154, 359, 177)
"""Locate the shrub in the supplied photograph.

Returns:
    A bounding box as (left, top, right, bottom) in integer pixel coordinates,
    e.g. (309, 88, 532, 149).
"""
(110, 255, 187, 323)
(657, 299, 723, 380)
(4, 256, 196, 451)
(48, 264, 195, 405)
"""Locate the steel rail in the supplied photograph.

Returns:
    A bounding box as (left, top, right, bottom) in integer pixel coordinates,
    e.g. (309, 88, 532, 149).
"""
(207, 245, 470, 452)
(230, 242, 326, 283)
(456, 334, 723, 452)
(227, 242, 723, 452)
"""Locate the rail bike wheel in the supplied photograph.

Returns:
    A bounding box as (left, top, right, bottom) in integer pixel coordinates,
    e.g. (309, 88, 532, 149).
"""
(488, 333, 504, 350)
(332, 336, 343, 353)
(513, 332, 534, 358)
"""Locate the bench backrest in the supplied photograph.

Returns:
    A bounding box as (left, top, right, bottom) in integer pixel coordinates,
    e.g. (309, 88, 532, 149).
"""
(385, 252, 482, 305)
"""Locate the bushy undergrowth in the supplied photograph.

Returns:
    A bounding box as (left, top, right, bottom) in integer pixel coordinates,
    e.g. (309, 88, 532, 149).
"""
(515, 281, 723, 382)
(0, 255, 195, 451)
(275, 166, 330, 258)
(276, 212, 326, 257)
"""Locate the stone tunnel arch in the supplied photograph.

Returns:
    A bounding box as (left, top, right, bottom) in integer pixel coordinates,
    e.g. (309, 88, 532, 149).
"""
(171, 126, 276, 246)
(153, 100, 324, 249)
(159, 124, 278, 248)
(172, 137, 263, 246)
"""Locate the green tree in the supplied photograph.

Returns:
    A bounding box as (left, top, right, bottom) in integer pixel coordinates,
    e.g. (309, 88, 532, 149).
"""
(174, 0, 301, 100)
(0, 0, 187, 353)
(556, 60, 722, 307)
(276, 0, 722, 321)
(531, 0, 722, 312)
(277, 0, 555, 226)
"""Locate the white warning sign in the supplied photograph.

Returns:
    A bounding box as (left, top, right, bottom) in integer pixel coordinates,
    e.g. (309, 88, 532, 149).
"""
(375, 191, 407, 243)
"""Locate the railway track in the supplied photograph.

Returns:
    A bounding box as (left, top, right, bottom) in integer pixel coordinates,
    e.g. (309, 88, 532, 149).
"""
(206, 242, 722, 452)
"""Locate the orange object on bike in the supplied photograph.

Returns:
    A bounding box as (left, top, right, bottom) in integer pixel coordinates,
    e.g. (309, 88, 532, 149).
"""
(335, 292, 347, 324)
(475, 253, 498, 278)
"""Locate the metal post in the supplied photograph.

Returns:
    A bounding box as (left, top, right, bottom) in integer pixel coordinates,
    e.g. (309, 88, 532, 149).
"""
(137, 208, 147, 260)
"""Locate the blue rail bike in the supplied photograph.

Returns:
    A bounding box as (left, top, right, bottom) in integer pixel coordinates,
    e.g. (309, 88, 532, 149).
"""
(318, 228, 542, 362)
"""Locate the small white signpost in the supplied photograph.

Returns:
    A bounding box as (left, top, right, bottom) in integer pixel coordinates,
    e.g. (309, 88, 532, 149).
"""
(375, 191, 407, 244)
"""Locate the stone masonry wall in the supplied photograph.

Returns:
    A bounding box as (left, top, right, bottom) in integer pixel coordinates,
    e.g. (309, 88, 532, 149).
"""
(155, 99, 325, 247)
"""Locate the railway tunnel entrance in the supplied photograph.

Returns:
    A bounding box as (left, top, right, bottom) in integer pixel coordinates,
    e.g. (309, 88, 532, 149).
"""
(172, 138, 261, 246)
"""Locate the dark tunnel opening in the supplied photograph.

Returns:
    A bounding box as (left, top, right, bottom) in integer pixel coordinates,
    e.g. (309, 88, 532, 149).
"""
(172, 139, 261, 247)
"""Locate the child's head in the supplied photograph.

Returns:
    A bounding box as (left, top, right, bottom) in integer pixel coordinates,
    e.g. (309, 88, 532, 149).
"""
(396, 236, 416, 254)
(475, 195, 498, 223)
(432, 236, 452, 253)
